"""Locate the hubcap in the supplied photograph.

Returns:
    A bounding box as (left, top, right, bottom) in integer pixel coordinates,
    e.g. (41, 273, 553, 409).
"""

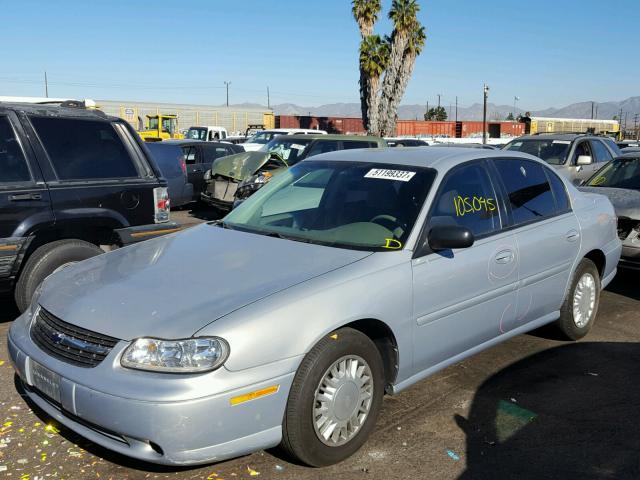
(573, 273, 596, 328)
(313, 355, 373, 446)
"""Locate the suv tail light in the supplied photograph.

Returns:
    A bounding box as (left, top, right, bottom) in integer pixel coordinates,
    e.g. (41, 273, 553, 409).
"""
(179, 155, 187, 177)
(153, 187, 170, 223)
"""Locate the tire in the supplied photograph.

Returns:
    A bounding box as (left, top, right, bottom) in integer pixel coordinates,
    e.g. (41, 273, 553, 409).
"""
(555, 258, 601, 340)
(281, 327, 384, 467)
(14, 239, 103, 312)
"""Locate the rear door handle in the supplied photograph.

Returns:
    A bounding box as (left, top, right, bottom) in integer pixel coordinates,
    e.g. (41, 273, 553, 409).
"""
(9, 193, 42, 201)
(566, 230, 580, 242)
(494, 249, 514, 264)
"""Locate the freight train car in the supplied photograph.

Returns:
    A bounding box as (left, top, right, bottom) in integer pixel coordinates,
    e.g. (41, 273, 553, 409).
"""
(521, 116, 620, 138)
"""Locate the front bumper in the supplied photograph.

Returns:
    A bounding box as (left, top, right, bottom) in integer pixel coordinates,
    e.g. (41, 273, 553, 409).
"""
(8, 314, 295, 465)
(200, 190, 233, 211)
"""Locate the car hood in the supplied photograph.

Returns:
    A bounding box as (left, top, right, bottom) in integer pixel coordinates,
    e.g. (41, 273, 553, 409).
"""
(38, 224, 372, 340)
(579, 187, 640, 219)
(210, 151, 271, 181)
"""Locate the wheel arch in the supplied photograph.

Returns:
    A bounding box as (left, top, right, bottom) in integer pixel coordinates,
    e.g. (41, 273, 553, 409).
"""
(583, 249, 606, 278)
(338, 318, 399, 393)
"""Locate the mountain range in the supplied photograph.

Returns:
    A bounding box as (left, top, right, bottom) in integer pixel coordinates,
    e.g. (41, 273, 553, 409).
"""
(234, 97, 640, 125)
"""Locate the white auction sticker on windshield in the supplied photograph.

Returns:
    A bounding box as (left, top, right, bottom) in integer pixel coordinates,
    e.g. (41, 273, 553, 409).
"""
(365, 168, 416, 182)
(291, 144, 306, 150)
(552, 140, 571, 144)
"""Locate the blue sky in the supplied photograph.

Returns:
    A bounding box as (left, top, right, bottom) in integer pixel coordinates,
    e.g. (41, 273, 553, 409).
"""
(1, 0, 637, 110)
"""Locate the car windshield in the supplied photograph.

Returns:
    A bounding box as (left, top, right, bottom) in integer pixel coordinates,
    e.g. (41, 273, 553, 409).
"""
(504, 139, 570, 165)
(586, 157, 640, 190)
(246, 131, 283, 145)
(223, 160, 436, 251)
(260, 138, 313, 164)
(186, 127, 207, 140)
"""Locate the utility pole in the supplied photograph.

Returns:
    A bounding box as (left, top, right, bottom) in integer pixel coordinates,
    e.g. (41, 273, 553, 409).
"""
(513, 96, 519, 121)
(634, 113, 639, 140)
(267, 86, 270, 109)
(591, 101, 594, 119)
(624, 111, 628, 135)
(455, 96, 458, 122)
(482, 84, 489, 145)
(595, 105, 598, 118)
(619, 108, 623, 124)
(44, 71, 48, 98)
(437, 94, 441, 109)
(224, 81, 231, 107)
(426, 101, 429, 120)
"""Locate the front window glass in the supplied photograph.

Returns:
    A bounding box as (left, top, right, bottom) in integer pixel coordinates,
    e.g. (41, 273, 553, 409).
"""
(586, 158, 640, 189)
(161, 118, 174, 134)
(31, 117, 138, 180)
(430, 163, 501, 237)
(224, 161, 436, 251)
(261, 137, 312, 164)
(186, 127, 207, 140)
(0, 116, 31, 183)
(591, 140, 613, 163)
(494, 159, 557, 225)
(503, 139, 570, 165)
(148, 117, 158, 130)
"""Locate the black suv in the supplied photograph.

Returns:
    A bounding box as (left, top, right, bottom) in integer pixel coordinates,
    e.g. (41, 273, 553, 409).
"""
(0, 102, 179, 311)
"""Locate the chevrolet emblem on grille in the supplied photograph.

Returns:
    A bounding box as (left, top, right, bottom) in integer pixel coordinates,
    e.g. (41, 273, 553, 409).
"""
(50, 331, 110, 356)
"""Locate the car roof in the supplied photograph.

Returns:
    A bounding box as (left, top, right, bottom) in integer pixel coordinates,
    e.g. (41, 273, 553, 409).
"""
(286, 134, 384, 141)
(0, 102, 114, 120)
(162, 139, 234, 147)
(306, 146, 542, 172)
(515, 133, 604, 141)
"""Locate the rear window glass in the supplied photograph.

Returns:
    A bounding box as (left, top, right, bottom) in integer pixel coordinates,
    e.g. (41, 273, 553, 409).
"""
(342, 141, 378, 150)
(494, 159, 557, 225)
(30, 117, 138, 180)
(0, 116, 31, 183)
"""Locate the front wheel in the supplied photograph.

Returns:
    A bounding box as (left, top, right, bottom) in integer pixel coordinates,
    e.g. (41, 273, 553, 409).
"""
(281, 328, 384, 466)
(555, 258, 601, 340)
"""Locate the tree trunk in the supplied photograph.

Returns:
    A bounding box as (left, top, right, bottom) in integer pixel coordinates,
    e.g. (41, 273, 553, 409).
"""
(359, 72, 380, 136)
(377, 31, 408, 136)
(381, 51, 417, 136)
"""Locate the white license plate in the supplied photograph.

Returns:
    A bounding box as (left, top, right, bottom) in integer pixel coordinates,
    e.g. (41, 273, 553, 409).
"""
(30, 360, 61, 404)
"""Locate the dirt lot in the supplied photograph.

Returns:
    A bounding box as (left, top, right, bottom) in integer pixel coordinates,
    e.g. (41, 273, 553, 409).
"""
(0, 208, 638, 480)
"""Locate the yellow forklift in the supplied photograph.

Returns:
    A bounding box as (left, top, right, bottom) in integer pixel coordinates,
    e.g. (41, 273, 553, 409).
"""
(138, 114, 184, 142)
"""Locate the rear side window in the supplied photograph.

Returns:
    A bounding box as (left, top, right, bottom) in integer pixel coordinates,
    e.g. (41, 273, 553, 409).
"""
(430, 162, 501, 237)
(591, 140, 613, 163)
(31, 117, 138, 180)
(494, 159, 556, 225)
(0, 116, 31, 183)
(182, 146, 197, 164)
(342, 141, 377, 150)
(306, 140, 340, 157)
(546, 169, 571, 213)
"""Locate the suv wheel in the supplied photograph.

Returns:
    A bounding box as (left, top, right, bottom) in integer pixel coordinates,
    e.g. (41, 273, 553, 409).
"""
(14, 239, 103, 312)
(555, 258, 601, 340)
(280, 327, 384, 466)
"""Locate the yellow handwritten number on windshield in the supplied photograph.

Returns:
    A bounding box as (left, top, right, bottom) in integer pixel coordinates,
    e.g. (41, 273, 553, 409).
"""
(383, 239, 402, 249)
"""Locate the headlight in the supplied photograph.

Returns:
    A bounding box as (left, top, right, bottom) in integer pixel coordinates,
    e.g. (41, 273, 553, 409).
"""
(235, 172, 273, 200)
(203, 169, 211, 181)
(121, 337, 229, 373)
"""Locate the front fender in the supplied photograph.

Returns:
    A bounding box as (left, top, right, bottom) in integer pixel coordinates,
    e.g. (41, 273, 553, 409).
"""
(196, 252, 415, 386)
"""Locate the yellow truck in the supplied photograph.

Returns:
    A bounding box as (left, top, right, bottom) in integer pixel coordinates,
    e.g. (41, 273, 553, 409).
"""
(138, 114, 184, 142)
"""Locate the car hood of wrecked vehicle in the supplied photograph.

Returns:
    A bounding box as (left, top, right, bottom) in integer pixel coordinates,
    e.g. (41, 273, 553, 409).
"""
(35, 224, 372, 340)
(210, 151, 279, 181)
(579, 186, 640, 220)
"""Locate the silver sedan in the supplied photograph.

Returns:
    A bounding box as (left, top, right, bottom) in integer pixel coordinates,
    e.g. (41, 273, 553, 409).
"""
(9, 148, 621, 467)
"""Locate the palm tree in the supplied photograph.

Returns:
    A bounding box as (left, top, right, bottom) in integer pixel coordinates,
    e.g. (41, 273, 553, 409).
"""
(380, 24, 426, 135)
(359, 35, 389, 135)
(378, 0, 422, 135)
(352, 0, 381, 38)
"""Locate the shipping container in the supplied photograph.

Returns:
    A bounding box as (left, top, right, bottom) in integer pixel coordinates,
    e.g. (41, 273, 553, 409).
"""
(396, 120, 456, 137)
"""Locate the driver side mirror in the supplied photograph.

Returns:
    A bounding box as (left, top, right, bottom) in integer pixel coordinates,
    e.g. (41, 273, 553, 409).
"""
(428, 224, 475, 251)
(576, 155, 593, 165)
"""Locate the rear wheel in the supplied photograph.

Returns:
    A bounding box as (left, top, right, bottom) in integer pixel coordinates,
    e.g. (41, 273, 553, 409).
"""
(556, 258, 601, 340)
(281, 328, 384, 466)
(14, 239, 103, 312)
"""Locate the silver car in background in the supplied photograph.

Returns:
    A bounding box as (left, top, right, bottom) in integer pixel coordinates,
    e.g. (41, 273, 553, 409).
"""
(8, 148, 621, 467)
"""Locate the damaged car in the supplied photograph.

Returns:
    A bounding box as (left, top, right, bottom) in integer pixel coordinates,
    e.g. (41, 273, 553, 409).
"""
(581, 153, 640, 270)
(200, 134, 385, 210)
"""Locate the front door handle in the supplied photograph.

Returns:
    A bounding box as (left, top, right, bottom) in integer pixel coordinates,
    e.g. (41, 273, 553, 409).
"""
(566, 230, 580, 242)
(9, 193, 42, 201)
(494, 250, 514, 264)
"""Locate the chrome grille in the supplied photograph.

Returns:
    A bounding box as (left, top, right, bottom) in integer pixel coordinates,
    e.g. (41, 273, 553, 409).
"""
(30, 307, 119, 368)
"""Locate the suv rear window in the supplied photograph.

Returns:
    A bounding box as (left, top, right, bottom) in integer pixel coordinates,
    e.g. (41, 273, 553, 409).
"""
(31, 117, 138, 180)
(0, 116, 30, 183)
